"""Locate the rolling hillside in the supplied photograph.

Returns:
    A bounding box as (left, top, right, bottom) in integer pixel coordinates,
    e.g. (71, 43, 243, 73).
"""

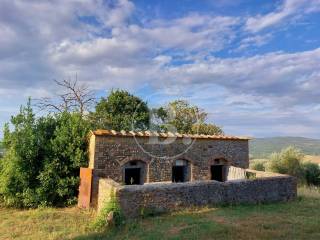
(249, 137, 320, 158)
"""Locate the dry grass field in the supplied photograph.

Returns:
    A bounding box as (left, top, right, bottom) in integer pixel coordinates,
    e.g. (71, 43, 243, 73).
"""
(304, 155, 320, 165)
(1, 187, 320, 240)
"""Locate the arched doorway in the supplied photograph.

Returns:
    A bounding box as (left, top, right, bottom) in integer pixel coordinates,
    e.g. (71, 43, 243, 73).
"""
(210, 158, 228, 182)
(122, 160, 147, 185)
(172, 159, 191, 183)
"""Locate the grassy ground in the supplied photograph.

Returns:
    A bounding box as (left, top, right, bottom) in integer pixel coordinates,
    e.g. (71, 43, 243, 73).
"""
(0, 207, 94, 240)
(1, 187, 320, 240)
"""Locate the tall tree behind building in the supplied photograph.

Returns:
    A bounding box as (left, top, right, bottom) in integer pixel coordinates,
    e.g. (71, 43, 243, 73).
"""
(90, 90, 150, 131)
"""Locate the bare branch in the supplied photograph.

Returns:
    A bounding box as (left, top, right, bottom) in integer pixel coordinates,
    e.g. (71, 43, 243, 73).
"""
(35, 76, 96, 115)
(34, 97, 63, 113)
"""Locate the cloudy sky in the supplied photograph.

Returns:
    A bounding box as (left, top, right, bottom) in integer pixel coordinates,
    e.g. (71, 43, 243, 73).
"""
(0, 0, 320, 138)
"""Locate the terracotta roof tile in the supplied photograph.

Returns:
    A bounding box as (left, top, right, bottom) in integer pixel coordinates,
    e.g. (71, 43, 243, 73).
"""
(91, 129, 251, 140)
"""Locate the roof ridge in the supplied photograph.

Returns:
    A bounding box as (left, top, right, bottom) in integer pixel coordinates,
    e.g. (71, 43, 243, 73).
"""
(91, 129, 251, 140)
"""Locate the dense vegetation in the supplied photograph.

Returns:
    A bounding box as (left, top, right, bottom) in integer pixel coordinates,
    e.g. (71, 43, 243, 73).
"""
(0, 100, 91, 207)
(250, 137, 320, 158)
(1, 187, 319, 240)
(90, 90, 150, 131)
(250, 147, 320, 186)
(152, 100, 223, 134)
(0, 85, 223, 208)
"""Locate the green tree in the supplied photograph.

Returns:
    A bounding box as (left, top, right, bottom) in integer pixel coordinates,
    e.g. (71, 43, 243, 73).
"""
(303, 162, 320, 186)
(36, 112, 91, 206)
(153, 100, 206, 133)
(0, 99, 90, 207)
(153, 100, 223, 134)
(0, 99, 40, 206)
(266, 146, 304, 179)
(191, 123, 224, 135)
(91, 90, 150, 131)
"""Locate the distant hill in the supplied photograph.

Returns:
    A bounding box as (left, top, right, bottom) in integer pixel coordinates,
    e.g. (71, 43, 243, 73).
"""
(249, 137, 320, 158)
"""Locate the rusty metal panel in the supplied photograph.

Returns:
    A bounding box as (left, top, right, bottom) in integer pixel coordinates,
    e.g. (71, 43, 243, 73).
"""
(78, 167, 92, 209)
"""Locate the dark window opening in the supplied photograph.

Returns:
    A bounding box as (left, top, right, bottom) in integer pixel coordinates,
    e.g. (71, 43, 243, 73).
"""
(211, 165, 224, 182)
(130, 161, 137, 166)
(172, 166, 187, 182)
(125, 168, 141, 185)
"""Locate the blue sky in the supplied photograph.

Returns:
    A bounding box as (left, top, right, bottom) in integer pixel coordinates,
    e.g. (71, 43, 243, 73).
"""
(0, 0, 320, 138)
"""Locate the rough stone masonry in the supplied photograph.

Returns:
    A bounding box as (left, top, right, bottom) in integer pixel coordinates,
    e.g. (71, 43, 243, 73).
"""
(98, 172, 297, 217)
(78, 129, 297, 216)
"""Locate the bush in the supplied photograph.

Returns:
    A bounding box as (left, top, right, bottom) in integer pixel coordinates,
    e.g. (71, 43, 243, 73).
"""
(93, 189, 124, 230)
(191, 123, 224, 135)
(303, 162, 320, 186)
(266, 146, 304, 179)
(250, 159, 267, 171)
(0, 100, 91, 207)
(265, 146, 320, 186)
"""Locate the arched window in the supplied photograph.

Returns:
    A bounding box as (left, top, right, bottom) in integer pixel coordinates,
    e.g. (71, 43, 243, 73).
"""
(172, 159, 190, 183)
(210, 158, 228, 182)
(122, 160, 146, 185)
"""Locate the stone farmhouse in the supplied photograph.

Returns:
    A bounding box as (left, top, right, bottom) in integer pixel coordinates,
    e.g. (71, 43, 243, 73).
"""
(78, 129, 297, 217)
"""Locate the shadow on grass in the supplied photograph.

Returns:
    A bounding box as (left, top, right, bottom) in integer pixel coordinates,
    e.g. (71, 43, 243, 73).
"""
(72, 188, 320, 240)
(74, 203, 286, 240)
(73, 232, 113, 240)
(72, 211, 232, 240)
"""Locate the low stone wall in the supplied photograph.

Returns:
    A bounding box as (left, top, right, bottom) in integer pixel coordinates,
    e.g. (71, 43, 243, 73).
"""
(226, 166, 246, 180)
(97, 170, 297, 218)
(97, 178, 121, 212)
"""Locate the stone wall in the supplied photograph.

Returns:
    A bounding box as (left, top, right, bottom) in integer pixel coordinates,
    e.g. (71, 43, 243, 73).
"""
(97, 179, 120, 212)
(97, 171, 297, 218)
(90, 134, 249, 205)
(89, 133, 249, 206)
(91, 135, 249, 182)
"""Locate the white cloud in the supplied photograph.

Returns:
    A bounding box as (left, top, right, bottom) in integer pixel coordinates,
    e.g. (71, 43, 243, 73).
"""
(0, 0, 320, 138)
(50, 38, 146, 67)
(106, 0, 134, 26)
(147, 15, 239, 51)
(0, 0, 241, 93)
(235, 33, 273, 52)
(108, 14, 240, 53)
(155, 48, 320, 107)
(245, 0, 320, 33)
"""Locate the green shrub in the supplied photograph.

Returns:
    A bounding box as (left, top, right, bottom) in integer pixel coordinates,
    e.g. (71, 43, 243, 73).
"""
(92, 190, 124, 230)
(0, 99, 90, 207)
(303, 162, 320, 186)
(266, 146, 304, 179)
(35, 112, 91, 206)
(246, 171, 257, 179)
(250, 159, 267, 171)
(191, 123, 224, 135)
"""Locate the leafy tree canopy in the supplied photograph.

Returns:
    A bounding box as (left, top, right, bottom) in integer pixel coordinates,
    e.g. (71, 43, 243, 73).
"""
(0, 89, 224, 207)
(0, 99, 90, 207)
(191, 123, 224, 135)
(152, 100, 223, 135)
(91, 90, 150, 131)
(266, 146, 304, 178)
